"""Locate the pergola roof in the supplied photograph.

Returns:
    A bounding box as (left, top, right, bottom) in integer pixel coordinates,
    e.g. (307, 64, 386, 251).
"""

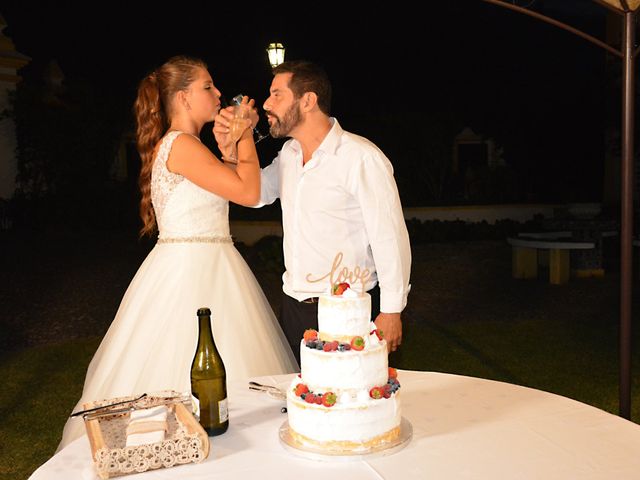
(597, 0, 640, 12)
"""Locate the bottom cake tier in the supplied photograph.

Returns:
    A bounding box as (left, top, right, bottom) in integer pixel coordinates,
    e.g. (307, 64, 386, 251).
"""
(286, 390, 401, 453)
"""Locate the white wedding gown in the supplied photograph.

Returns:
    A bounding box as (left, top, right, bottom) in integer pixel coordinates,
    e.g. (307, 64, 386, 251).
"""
(57, 131, 297, 451)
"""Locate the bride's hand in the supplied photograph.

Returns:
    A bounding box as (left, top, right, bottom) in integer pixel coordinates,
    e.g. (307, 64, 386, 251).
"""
(213, 106, 235, 158)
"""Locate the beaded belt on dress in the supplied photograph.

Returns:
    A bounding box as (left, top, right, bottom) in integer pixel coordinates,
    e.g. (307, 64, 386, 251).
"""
(157, 235, 233, 244)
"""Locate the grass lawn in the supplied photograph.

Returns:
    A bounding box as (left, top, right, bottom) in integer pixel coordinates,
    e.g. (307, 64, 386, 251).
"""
(0, 339, 99, 480)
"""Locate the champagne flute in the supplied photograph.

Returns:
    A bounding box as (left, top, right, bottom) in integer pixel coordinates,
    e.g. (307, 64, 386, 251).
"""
(228, 104, 250, 163)
(231, 94, 269, 143)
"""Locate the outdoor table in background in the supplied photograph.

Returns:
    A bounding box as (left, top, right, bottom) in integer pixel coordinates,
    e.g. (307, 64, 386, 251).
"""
(540, 216, 619, 277)
(508, 235, 596, 284)
(29, 370, 640, 480)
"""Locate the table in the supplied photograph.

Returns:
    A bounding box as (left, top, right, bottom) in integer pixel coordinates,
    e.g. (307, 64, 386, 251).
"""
(29, 370, 640, 479)
(507, 236, 595, 284)
(540, 217, 619, 277)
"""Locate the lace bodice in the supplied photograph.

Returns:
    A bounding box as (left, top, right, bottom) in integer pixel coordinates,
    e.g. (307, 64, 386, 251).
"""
(151, 131, 230, 239)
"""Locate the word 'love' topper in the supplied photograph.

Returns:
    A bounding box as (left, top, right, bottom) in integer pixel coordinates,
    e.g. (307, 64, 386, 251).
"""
(305, 252, 371, 294)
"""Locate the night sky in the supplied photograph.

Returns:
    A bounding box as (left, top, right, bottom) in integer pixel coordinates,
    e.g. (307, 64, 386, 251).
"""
(1, 1, 618, 205)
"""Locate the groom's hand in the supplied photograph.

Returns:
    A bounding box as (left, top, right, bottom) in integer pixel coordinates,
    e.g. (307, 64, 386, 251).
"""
(374, 312, 402, 352)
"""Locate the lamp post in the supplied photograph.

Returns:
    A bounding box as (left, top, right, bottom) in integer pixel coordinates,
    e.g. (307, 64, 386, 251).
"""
(266, 42, 285, 68)
(481, 0, 637, 420)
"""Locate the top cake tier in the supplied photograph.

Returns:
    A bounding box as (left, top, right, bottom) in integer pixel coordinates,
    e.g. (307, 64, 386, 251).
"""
(317, 292, 372, 341)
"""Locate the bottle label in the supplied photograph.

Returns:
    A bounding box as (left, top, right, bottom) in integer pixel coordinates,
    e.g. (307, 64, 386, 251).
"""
(191, 394, 200, 418)
(218, 398, 229, 422)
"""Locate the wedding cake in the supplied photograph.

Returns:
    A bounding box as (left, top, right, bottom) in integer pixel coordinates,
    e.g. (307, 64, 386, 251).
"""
(285, 282, 401, 453)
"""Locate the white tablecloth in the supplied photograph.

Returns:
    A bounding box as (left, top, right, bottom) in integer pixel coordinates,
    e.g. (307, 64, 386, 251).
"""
(29, 370, 640, 479)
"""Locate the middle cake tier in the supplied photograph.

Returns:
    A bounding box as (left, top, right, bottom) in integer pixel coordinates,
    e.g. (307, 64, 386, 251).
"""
(300, 340, 388, 393)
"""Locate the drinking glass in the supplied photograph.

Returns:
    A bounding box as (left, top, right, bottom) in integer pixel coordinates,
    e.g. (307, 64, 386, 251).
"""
(228, 104, 250, 163)
(231, 94, 269, 143)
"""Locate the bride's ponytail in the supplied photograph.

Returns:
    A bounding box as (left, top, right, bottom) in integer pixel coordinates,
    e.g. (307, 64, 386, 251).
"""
(133, 56, 208, 237)
(134, 71, 165, 237)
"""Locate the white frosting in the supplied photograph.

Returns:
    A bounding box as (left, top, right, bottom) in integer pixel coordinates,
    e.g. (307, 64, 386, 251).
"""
(287, 286, 401, 452)
(341, 286, 360, 298)
(317, 293, 371, 339)
(300, 339, 388, 393)
(368, 323, 382, 347)
(287, 390, 401, 446)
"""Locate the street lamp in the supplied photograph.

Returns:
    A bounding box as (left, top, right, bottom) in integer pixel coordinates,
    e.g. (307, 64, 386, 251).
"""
(266, 42, 285, 68)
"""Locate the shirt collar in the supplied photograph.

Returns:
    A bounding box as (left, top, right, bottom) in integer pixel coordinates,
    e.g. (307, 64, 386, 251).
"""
(317, 117, 342, 156)
(284, 117, 343, 157)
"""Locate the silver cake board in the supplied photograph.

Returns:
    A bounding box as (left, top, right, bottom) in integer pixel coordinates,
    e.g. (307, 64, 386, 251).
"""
(279, 417, 413, 462)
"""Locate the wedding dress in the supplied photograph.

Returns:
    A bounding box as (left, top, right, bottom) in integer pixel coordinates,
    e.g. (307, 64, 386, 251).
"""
(57, 131, 297, 451)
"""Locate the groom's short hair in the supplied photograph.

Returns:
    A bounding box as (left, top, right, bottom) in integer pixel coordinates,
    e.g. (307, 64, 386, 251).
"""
(272, 60, 332, 115)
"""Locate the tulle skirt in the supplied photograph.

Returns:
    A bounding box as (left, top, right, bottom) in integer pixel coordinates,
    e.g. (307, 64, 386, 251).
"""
(57, 241, 297, 451)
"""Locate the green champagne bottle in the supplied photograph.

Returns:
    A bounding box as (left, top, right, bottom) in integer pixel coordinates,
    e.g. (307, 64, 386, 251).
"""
(190, 307, 229, 436)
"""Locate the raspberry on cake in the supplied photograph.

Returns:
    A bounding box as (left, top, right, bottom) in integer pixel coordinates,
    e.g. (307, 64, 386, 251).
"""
(303, 329, 318, 343)
(294, 383, 309, 397)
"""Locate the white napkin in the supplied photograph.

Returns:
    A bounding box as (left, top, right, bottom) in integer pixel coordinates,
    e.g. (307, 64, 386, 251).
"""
(125, 405, 168, 446)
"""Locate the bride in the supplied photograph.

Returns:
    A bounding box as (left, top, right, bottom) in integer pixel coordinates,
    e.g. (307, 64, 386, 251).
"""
(57, 55, 297, 451)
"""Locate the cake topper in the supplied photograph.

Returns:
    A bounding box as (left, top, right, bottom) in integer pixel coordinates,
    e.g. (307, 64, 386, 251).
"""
(305, 252, 371, 294)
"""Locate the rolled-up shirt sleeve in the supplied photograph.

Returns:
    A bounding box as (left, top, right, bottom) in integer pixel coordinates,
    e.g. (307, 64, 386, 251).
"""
(353, 151, 412, 313)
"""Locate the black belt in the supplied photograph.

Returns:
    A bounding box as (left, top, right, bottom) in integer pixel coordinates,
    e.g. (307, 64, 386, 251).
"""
(301, 297, 319, 304)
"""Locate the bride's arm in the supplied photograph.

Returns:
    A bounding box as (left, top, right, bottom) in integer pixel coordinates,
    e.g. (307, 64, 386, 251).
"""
(167, 132, 260, 206)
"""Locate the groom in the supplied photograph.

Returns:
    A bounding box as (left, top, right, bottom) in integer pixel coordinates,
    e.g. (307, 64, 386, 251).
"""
(220, 60, 411, 365)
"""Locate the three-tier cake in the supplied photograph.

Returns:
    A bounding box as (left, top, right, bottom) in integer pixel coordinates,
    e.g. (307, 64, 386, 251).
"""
(285, 283, 401, 453)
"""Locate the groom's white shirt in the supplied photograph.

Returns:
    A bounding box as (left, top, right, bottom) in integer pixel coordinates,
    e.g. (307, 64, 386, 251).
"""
(255, 118, 411, 313)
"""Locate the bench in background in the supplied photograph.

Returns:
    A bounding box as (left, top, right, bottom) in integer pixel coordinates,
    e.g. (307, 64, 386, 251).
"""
(507, 236, 595, 285)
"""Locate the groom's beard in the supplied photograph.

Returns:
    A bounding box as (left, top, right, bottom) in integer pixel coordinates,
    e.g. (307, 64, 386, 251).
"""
(269, 99, 302, 138)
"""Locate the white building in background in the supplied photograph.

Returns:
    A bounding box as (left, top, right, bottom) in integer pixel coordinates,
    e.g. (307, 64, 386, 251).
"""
(0, 13, 30, 199)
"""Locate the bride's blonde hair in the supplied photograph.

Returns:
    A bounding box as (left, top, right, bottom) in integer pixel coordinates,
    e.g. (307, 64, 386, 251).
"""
(133, 55, 207, 237)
